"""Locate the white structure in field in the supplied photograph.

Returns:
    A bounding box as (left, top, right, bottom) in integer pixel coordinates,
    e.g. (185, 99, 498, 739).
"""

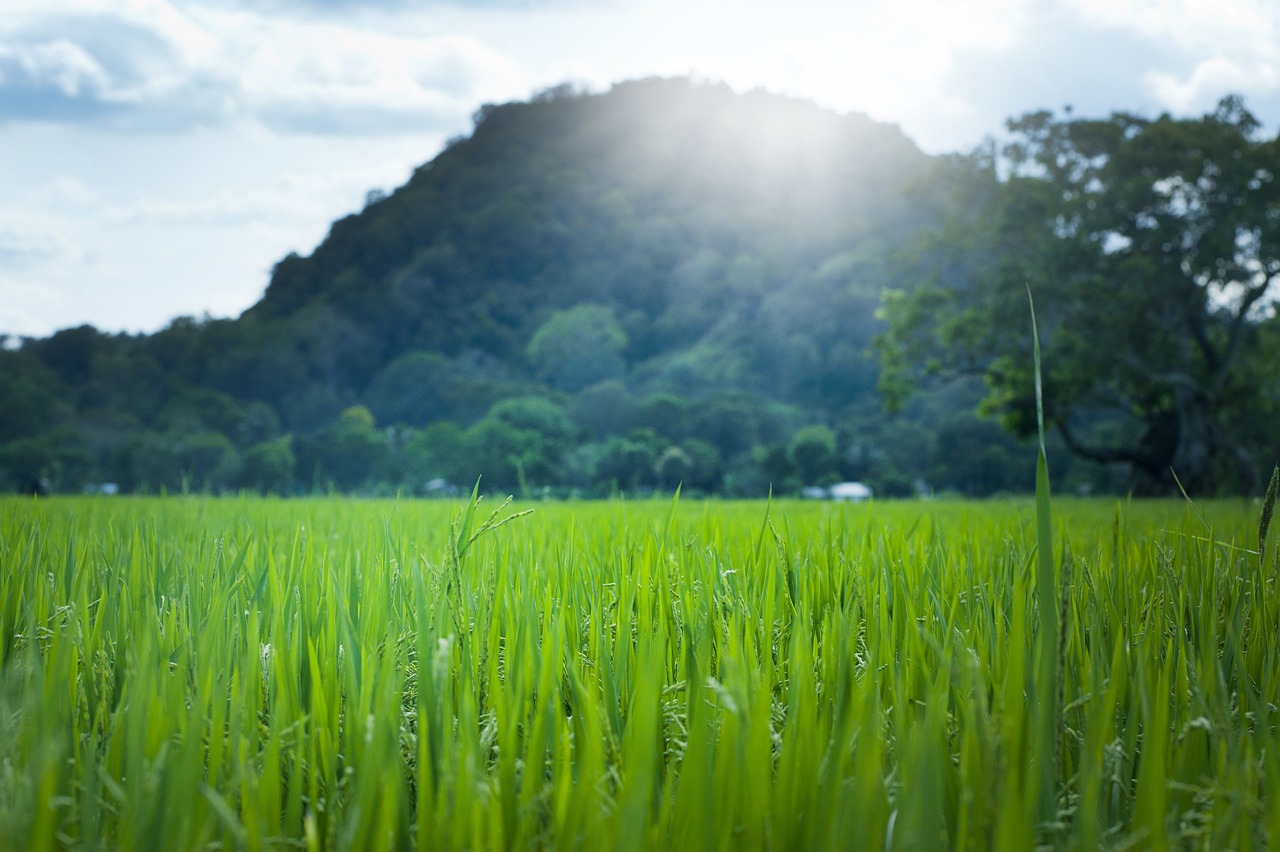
(829, 481, 872, 502)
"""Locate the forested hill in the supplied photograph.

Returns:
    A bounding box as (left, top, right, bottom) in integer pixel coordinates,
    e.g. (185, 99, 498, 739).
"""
(1, 78, 1066, 498)
(242, 76, 928, 410)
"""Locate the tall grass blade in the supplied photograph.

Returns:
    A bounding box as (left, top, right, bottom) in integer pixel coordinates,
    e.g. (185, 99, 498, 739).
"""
(1028, 287, 1058, 825)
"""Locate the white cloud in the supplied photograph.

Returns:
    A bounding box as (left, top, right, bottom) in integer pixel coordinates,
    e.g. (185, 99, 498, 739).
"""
(1146, 57, 1280, 113)
(1068, 0, 1277, 50)
(225, 23, 526, 132)
(1065, 0, 1280, 111)
(35, 176, 100, 209)
(0, 39, 111, 97)
(0, 1, 532, 132)
(106, 163, 413, 226)
(0, 272, 69, 337)
(0, 220, 81, 267)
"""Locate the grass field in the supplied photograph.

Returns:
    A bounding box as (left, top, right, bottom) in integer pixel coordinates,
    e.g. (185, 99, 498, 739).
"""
(1, 493, 1277, 850)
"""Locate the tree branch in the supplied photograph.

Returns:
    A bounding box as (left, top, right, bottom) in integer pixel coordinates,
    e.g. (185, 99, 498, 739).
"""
(1215, 277, 1273, 392)
(1118, 355, 1201, 393)
(1184, 294, 1222, 375)
(1056, 418, 1163, 479)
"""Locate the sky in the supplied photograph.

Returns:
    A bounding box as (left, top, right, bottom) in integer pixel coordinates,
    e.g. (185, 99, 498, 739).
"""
(3, 0, 1279, 340)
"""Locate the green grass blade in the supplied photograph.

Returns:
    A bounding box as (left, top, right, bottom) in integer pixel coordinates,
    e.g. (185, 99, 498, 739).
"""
(1028, 288, 1058, 827)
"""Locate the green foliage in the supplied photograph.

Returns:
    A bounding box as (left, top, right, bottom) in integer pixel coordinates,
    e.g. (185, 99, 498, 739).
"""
(0, 350, 67, 442)
(295, 410, 391, 492)
(633, 393, 691, 442)
(653, 445, 692, 490)
(1030, 290, 1059, 823)
(449, 398, 577, 492)
(678, 438, 723, 492)
(1, 495, 1276, 848)
(24, 324, 107, 385)
(123, 430, 239, 494)
(788, 424, 839, 484)
(2, 80, 938, 497)
(13, 80, 1259, 498)
(339, 404, 376, 429)
(237, 435, 296, 495)
(364, 351, 449, 427)
(569, 379, 636, 438)
(881, 96, 1280, 494)
(486, 396, 574, 441)
(526, 304, 627, 392)
(394, 421, 469, 492)
(595, 430, 662, 492)
(0, 429, 92, 493)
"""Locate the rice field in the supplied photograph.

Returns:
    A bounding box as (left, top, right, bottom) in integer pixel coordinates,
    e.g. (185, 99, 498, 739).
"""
(1, 493, 1277, 850)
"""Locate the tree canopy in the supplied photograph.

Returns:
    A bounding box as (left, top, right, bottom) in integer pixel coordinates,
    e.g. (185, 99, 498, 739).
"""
(880, 95, 1280, 493)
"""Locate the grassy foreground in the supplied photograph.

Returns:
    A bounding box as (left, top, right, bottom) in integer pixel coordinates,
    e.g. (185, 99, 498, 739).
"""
(1, 495, 1277, 850)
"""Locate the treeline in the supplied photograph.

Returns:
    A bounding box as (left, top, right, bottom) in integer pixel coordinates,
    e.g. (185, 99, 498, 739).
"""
(1, 319, 1087, 497)
(0, 78, 1201, 498)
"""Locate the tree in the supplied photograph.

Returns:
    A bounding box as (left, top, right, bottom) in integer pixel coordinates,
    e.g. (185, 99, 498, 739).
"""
(881, 96, 1280, 493)
(678, 438, 723, 492)
(0, 350, 67, 442)
(526, 304, 628, 392)
(399, 421, 468, 490)
(295, 406, 391, 492)
(0, 429, 93, 493)
(237, 436, 296, 495)
(654, 445, 692, 491)
(453, 397, 576, 492)
(154, 388, 280, 449)
(788, 424, 839, 484)
(595, 430, 661, 493)
(365, 351, 449, 427)
(570, 380, 636, 437)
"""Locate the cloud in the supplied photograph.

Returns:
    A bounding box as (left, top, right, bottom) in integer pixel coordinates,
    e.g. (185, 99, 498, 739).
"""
(1069, 0, 1278, 55)
(0, 221, 81, 268)
(1145, 58, 1280, 113)
(0, 272, 70, 338)
(215, 0, 610, 12)
(0, 38, 125, 122)
(36, 176, 100, 209)
(227, 24, 526, 134)
(0, 2, 530, 133)
(0, 9, 232, 128)
(932, 0, 1280, 149)
(0, 39, 111, 98)
(106, 164, 409, 225)
(1066, 0, 1280, 114)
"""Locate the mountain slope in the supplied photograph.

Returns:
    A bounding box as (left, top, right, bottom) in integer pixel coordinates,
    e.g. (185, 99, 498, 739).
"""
(227, 80, 927, 422)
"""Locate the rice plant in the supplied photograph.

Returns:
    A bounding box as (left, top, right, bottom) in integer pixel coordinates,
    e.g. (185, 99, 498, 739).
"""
(0, 493, 1275, 850)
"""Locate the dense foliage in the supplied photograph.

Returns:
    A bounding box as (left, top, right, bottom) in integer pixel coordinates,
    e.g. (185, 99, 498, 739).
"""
(7, 81, 1274, 497)
(2, 495, 1276, 848)
(0, 79, 1105, 499)
(879, 96, 1280, 494)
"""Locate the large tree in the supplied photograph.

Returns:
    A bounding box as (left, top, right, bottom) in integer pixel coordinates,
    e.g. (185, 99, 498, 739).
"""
(880, 96, 1280, 493)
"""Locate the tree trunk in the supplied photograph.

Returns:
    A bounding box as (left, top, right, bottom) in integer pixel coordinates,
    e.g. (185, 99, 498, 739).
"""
(1147, 385, 1260, 495)
(1166, 385, 1215, 491)
(1063, 384, 1260, 496)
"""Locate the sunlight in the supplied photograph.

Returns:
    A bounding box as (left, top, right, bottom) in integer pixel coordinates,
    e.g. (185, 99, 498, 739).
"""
(652, 0, 1029, 152)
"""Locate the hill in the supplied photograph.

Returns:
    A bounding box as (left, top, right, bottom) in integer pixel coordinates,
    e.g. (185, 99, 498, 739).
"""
(0, 78, 1061, 497)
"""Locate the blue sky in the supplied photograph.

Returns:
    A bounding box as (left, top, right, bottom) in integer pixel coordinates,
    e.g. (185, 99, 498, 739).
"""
(3, 0, 1279, 338)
